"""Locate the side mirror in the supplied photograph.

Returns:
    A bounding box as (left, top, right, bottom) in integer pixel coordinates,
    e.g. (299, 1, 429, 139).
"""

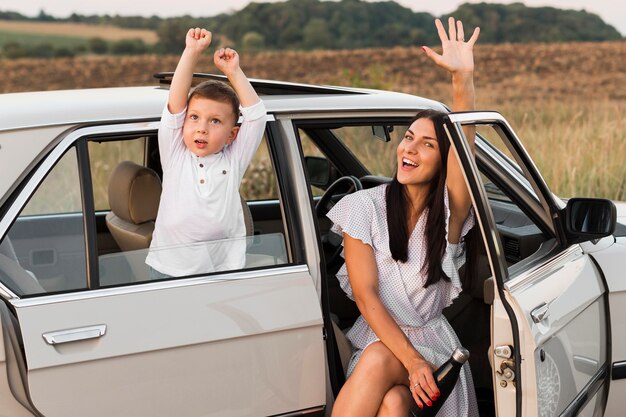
(564, 198, 616, 244)
(304, 156, 331, 188)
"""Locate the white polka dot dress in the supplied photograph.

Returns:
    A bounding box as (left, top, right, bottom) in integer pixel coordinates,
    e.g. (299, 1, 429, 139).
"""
(327, 184, 479, 417)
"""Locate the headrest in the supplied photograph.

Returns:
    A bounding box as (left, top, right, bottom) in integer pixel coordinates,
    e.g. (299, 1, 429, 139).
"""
(108, 161, 161, 224)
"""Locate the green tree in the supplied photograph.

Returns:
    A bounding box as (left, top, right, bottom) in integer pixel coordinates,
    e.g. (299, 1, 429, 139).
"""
(111, 39, 148, 55)
(89, 37, 109, 54)
(302, 18, 333, 49)
(241, 31, 266, 51)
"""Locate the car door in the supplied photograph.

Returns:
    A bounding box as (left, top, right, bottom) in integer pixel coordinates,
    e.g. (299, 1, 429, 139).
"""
(443, 112, 610, 417)
(0, 121, 326, 417)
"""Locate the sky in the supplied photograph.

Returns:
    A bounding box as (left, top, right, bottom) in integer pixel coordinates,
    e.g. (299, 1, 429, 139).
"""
(2, 0, 625, 35)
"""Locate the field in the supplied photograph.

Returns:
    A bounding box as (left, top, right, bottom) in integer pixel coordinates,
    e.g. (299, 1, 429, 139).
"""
(0, 20, 158, 44)
(2, 41, 625, 201)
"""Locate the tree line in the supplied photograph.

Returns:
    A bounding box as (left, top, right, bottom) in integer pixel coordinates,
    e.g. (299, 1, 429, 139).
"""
(1, 0, 622, 58)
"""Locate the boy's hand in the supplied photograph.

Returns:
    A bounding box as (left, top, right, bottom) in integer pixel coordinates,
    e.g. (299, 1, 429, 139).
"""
(186, 28, 212, 54)
(214, 48, 240, 76)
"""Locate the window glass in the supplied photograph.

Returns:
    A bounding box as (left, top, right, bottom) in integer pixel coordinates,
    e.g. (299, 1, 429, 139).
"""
(299, 130, 328, 196)
(97, 135, 289, 287)
(332, 124, 408, 178)
(1, 148, 87, 295)
(240, 136, 279, 200)
(471, 125, 549, 270)
(88, 138, 145, 211)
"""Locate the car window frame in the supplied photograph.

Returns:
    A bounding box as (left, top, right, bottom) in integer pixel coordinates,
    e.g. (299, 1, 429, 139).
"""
(0, 118, 304, 300)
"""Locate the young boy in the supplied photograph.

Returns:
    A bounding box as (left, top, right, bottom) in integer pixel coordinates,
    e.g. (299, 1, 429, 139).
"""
(145, 28, 266, 277)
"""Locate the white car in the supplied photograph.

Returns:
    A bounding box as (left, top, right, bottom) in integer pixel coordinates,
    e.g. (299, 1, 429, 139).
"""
(0, 74, 624, 417)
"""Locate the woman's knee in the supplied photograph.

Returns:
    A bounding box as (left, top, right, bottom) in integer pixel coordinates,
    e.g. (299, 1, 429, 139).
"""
(357, 342, 405, 377)
(378, 385, 412, 416)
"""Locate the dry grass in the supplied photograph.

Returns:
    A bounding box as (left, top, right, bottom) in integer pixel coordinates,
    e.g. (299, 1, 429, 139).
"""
(2, 41, 625, 200)
(0, 20, 158, 43)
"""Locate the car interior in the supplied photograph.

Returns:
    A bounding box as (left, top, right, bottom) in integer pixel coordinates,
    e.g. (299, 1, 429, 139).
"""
(296, 121, 554, 417)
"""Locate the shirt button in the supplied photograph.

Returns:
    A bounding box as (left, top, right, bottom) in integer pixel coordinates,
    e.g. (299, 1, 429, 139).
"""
(200, 179, 205, 184)
(222, 170, 227, 175)
(199, 163, 204, 168)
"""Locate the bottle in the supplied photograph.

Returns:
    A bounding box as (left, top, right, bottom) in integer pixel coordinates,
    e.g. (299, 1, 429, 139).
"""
(410, 347, 470, 417)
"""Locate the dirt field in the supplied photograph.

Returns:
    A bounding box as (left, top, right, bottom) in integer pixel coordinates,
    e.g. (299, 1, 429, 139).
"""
(0, 20, 158, 43)
(2, 41, 625, 200)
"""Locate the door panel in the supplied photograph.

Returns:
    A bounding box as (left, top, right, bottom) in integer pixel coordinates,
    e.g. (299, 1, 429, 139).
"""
(11, 268, 325, 416)
(506, 247, 606, 416)
(443, 112, 609, 416)
(8, 215, 87, 292)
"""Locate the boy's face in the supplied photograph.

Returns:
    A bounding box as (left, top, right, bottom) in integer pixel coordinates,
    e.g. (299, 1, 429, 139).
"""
(182, 97, 239, 157)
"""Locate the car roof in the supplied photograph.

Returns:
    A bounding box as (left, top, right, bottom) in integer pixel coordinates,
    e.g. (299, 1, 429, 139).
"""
(0, 76, 446, 132)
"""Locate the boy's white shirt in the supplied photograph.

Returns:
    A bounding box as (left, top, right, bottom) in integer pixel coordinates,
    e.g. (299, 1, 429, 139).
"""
(145, 100, 266, 276)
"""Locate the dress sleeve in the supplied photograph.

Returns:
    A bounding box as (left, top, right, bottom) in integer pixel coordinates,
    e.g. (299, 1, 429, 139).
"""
(442, 186, 475, 292)
(326, 191, 375, 248)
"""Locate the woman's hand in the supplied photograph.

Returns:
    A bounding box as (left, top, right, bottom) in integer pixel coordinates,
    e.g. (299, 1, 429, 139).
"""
(422, 17, 480, 75)
(408, 359, 440, 408)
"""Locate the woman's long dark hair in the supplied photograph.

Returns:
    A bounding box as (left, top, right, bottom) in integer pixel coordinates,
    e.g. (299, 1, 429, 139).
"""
(386, 109, 478, 289)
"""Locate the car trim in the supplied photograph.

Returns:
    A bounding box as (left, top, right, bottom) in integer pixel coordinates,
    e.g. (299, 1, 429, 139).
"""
(267, 121, 304, 263)
(77, 140, 100, 289)
(612, 361, 626, 380)
(0, 283, 15, 300)
(504, 244, 581, 292)
(9, 263, 310, 307)
(559, 363, 607, 417)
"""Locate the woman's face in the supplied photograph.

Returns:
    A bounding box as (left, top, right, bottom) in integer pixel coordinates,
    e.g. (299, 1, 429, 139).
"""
(396, 117, 442, 187)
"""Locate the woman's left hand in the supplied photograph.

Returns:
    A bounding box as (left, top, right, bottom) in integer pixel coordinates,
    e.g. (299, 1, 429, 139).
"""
(408, 359, 439, 408)
(422, 17, 480, 75)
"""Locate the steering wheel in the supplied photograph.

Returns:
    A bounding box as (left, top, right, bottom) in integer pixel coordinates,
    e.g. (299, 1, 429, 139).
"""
(315, 176, 363, 269)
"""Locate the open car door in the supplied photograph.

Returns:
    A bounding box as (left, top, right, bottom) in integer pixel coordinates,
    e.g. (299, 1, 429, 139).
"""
(443, 112, 611, 417)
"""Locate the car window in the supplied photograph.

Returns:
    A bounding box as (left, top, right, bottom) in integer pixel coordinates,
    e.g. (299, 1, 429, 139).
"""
(88, 138, 146, 211)
(240, 136, 279, 201)
(1, 148, 88, 295)
(331, 124, 407, 178)
(95, 133, 290, 287)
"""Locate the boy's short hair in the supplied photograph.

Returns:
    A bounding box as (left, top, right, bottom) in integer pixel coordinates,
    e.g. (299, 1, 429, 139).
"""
(189, 80, 240, 124)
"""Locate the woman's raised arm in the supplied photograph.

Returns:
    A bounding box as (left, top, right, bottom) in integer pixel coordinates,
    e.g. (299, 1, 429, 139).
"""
(423, 17, 480, 243)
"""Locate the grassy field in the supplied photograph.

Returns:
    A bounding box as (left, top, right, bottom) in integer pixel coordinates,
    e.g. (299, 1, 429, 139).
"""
(2, 41, 625, 201)
(0, 30, 91, 48)
(0, 20, 158, 44)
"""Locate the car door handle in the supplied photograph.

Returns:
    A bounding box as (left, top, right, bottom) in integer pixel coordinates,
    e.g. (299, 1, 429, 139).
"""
(42, 324, 107, 345)
(531, 303, 549, 323)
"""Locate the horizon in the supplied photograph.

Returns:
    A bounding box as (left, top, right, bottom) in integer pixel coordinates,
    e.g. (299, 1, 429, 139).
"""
(2, 0, 625, 36)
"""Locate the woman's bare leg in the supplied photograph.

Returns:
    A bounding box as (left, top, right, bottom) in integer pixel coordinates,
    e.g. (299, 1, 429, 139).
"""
(331, 342, 408, 417)
(376, 385, 412, 417)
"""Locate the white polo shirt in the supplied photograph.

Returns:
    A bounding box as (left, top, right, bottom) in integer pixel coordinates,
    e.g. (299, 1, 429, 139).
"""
(145, 100, 266, 277)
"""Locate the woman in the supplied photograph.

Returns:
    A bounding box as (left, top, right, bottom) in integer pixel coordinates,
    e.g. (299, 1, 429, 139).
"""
(328, 17, 480, 417)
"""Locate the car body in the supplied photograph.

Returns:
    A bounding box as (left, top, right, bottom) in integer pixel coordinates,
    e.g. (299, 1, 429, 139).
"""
(0, 74, 624, 417)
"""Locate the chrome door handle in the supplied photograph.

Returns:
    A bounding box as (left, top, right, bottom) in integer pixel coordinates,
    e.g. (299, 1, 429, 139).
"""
(531, 303, 549, 323)
(42, 324, 106, 345)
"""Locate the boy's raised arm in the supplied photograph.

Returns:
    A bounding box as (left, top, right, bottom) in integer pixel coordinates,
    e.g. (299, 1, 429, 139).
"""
(168, 28, 212, 114)
(214, 48, 260, 108)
